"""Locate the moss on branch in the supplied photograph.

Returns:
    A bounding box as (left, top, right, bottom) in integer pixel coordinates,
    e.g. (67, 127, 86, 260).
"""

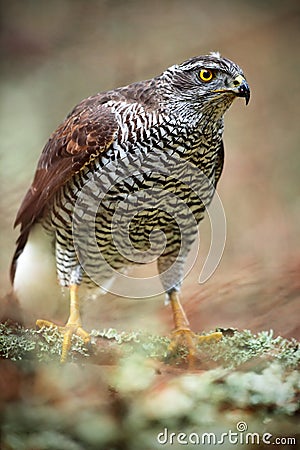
(0, 323, 299, 369)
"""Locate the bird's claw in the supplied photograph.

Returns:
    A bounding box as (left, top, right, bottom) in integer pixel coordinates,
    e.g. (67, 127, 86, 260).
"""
(167, 328, 223, 367)
(36, 319, 91, 363)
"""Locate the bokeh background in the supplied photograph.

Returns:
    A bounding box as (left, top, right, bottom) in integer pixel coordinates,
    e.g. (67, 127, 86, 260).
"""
(1, 0, 300, 338)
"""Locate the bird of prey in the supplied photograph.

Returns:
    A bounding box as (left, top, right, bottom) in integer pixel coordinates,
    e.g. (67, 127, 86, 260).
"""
(11, 52, 250, 362)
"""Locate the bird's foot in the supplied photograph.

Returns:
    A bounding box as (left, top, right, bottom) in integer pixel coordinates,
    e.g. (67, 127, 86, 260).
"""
(36, 319, 91, 363)
(167, 327, 223, 367)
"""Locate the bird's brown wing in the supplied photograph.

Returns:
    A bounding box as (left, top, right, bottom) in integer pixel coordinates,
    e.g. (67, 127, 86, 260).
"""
(11, 96, 119, 281)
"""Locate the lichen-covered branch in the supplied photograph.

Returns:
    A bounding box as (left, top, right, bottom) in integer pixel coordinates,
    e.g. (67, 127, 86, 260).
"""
(0, 322, 299, 370)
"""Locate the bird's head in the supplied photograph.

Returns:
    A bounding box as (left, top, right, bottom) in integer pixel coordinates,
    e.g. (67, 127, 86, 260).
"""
(162, 52, 250, 122)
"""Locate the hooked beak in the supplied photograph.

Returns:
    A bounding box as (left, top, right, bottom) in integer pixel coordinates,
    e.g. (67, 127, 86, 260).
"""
(230, 74, 250, 105)
(214, 74, 250, 105)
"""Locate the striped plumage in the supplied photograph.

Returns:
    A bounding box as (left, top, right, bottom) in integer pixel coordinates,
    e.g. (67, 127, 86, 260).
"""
(11, 52, 250, 362)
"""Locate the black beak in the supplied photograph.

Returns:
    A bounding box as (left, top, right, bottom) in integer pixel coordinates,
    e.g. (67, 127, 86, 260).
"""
(214, 75, 250, 105)
(237, 80, 250, 105)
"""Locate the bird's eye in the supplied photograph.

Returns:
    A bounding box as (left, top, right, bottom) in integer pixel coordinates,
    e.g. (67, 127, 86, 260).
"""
(199, 69, 214, 82)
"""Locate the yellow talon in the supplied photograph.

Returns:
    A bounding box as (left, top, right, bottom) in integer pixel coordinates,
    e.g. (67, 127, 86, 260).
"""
(168, 328, 222, 365)
(167, 291, 223, 366)
(36, 284, 90, 362)
(36, 319, 91, 362)
(197, 331, 223, 344)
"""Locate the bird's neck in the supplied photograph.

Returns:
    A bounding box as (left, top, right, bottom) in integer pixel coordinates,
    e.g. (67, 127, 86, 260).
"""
(165, 103, 225, 140)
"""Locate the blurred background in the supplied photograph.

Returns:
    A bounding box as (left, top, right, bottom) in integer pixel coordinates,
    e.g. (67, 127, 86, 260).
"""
(1, 0, 300, 338)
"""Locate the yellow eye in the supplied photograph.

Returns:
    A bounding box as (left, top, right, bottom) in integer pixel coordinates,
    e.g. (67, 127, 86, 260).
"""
(199, 69, 213, 82)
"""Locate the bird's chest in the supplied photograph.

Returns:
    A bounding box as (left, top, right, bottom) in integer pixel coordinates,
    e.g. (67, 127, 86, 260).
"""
(102, 127, 219, 203)
(47, 124, 222, 257)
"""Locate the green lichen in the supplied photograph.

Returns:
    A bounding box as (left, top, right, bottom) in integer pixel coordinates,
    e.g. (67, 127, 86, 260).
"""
(0, 323, 299, 370)
(199, 329, 300, 369)
(0, 323, 90, 362)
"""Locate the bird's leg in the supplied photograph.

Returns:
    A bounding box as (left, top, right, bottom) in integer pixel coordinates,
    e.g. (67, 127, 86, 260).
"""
(61, 284, 91, 362)
(36, 284, 90, 362)
(167, 290, 222, 365)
